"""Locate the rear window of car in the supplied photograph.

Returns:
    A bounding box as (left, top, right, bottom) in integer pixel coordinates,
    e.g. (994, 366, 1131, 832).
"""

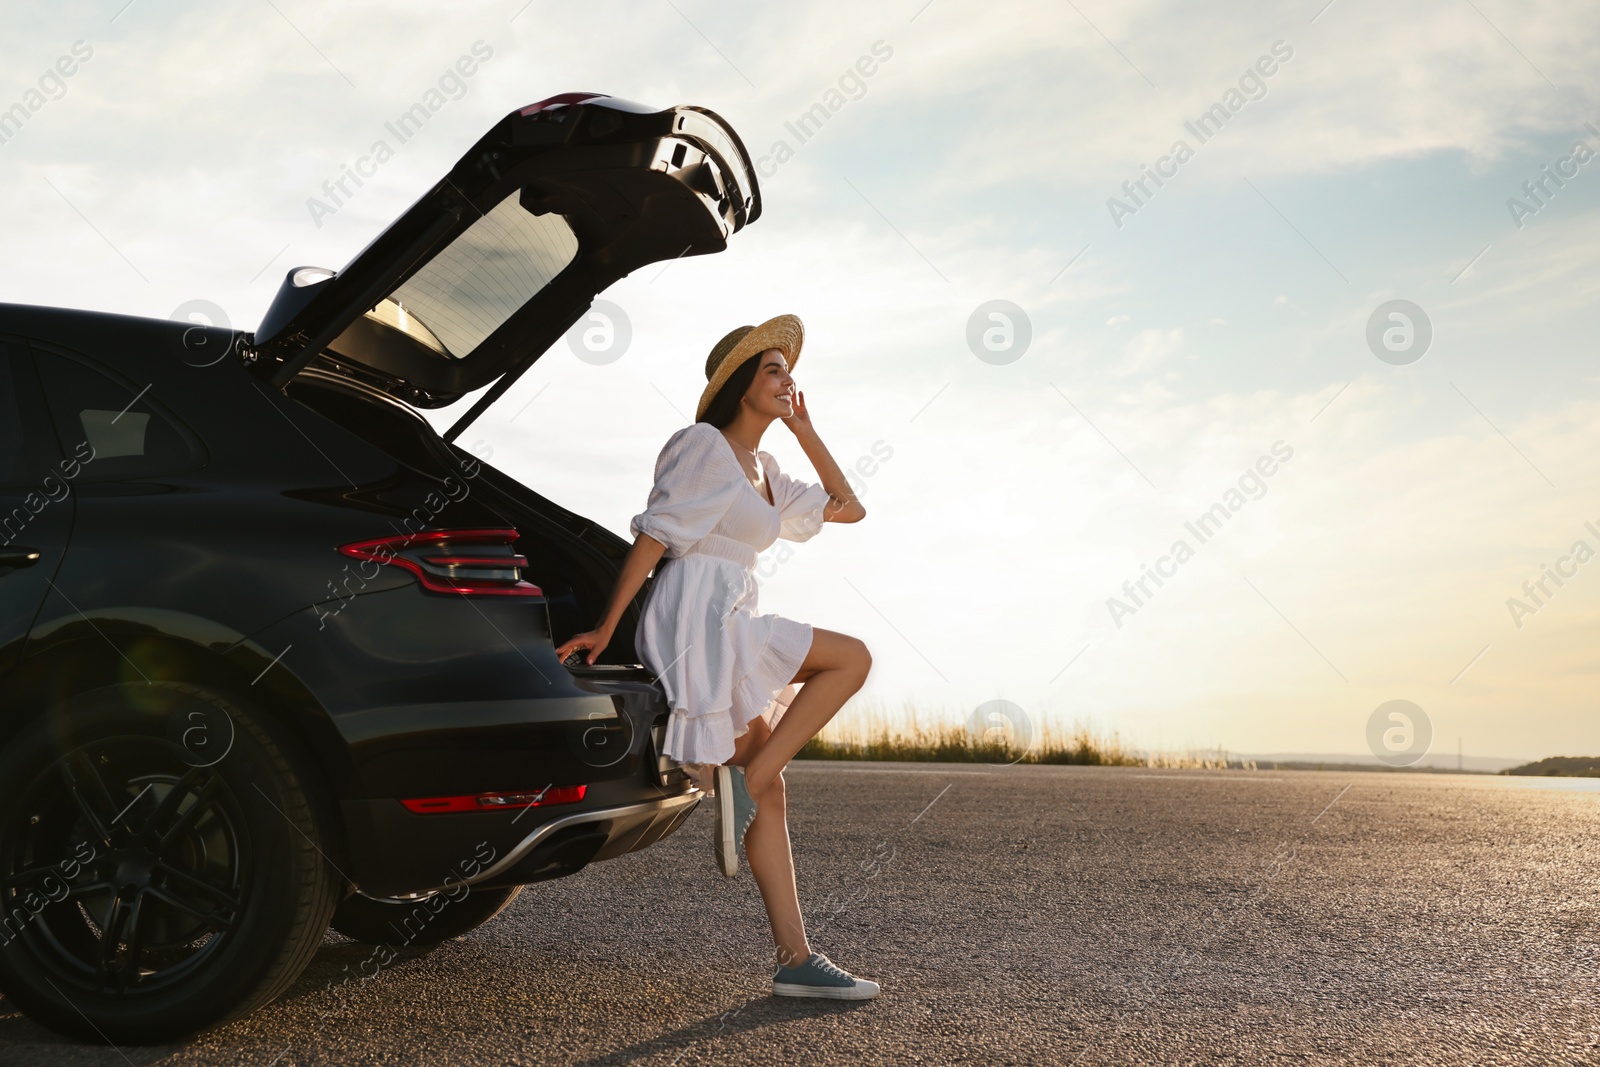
(33, 350, 201, 482)
(0, 345, 26, 486)
(389, 191, 580, 359)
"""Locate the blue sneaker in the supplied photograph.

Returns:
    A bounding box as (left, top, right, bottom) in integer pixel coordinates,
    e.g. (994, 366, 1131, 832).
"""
(772, 952, 881, 1000)
(714, 765, 758, 877)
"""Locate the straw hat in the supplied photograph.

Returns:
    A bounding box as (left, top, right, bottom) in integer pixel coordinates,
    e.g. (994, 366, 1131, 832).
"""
(695, 313, 805, 422)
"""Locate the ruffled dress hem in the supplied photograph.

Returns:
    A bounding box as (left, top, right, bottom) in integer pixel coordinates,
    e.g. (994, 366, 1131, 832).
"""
(659, 616, 813, 766)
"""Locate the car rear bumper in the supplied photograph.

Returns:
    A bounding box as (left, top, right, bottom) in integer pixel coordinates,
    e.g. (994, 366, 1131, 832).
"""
(342, 783, 701, 898)
(359, 790, 704, 901)
(476, 789, 702, 887)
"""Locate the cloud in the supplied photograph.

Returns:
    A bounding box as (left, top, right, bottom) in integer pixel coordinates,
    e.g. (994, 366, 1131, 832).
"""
(4, 0, 1598, 759)
(1110, 326, 1184, 378)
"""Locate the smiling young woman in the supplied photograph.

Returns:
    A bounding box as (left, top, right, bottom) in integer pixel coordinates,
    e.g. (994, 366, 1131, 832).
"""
(554, 313, 881, 1000)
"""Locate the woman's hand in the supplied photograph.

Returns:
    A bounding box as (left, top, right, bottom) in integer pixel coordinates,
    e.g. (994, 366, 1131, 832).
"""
(782, 390, 867, 523)
(554, 623, 614, 666)
(781, 386, 814, 436)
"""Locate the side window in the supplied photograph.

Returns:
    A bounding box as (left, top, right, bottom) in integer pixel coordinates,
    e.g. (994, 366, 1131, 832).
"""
(33, 350, 200, 482)
(0, 345, 26, 486)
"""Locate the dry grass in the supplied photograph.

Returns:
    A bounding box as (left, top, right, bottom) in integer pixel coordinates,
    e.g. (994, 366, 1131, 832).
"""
(796, 696, 1256, 770)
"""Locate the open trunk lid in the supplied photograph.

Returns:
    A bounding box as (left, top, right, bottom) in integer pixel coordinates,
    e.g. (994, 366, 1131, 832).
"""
(249, 92, 762, 438)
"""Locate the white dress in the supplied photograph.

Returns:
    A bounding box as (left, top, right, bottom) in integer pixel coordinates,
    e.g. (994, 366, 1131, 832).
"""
(629, 421, 832, 766)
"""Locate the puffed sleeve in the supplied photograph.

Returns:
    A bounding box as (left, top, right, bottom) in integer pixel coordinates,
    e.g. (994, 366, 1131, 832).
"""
(629, 423, 744, 557)
(763, 452, 832, 543)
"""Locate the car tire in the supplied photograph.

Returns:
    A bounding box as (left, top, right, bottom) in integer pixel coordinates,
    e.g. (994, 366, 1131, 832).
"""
(0, 682, 339, 1045)
(330, 884, 523, 949)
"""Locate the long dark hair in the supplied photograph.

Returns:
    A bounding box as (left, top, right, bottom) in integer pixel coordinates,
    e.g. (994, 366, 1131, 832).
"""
(697, 354, 763, 429)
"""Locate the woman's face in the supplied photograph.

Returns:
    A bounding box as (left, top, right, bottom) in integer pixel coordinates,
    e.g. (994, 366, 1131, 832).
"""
(742, 348, 796, 418)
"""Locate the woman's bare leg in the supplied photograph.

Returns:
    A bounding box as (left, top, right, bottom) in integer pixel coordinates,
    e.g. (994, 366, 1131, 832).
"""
(728, 717, 810, 966)
(741, 628, 871, 798)
(722, 629, 872, 967)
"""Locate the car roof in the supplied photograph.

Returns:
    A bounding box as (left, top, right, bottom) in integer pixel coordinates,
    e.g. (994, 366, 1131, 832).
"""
(0, 302, 241, 372)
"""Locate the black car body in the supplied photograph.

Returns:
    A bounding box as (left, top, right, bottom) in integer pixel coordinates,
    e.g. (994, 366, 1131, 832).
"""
(0, 92, 762, 1042)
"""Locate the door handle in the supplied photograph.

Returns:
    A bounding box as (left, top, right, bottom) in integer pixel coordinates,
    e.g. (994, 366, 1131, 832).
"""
(0, 547, 43, 569)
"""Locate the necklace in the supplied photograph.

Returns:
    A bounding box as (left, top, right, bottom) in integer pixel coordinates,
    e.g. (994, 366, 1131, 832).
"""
(720, 430, 758, 457)
(718, 430, 774, 507)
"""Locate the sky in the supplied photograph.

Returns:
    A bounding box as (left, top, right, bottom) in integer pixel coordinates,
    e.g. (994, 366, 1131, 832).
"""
(3, 0, 1598, 762)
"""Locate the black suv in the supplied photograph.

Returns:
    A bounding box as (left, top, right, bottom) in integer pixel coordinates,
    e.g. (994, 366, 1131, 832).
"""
(0, 92, 762, 1043)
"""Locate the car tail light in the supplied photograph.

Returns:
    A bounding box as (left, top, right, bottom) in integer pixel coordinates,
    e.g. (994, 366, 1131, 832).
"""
(400, 785, 587, 814)
(338, 528, 543, 597)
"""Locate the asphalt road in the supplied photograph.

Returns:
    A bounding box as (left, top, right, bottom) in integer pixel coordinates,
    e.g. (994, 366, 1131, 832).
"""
(4, 763, 1599, 1066)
